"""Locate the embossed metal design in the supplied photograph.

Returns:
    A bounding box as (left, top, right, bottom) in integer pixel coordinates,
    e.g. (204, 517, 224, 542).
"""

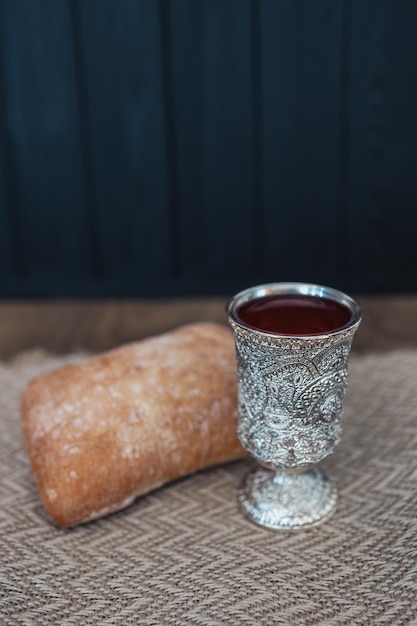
(231, 324, 354, 469)
(227, 283, 362, 531)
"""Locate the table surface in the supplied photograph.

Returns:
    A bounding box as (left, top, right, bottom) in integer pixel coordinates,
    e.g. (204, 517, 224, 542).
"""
(2, 298, 417, 624)
(0, 295, 415, 359)
(2, 313, 417, 624)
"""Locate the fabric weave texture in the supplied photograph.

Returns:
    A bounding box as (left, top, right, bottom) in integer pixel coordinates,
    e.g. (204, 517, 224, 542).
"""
(1, 351, 417, 625)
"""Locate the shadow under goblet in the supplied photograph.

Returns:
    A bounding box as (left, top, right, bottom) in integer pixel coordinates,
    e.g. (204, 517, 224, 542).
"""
(227, 283, 362, 531)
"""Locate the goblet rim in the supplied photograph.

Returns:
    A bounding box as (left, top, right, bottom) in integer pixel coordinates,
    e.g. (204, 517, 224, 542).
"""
(226, 281, 362, 340)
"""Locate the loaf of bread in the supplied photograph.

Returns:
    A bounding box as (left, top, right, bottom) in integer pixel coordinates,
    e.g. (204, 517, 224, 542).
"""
(21, 323, 244, 528)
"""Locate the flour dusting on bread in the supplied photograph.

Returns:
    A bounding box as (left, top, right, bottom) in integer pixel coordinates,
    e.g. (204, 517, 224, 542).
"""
(21, 323, 244, 528)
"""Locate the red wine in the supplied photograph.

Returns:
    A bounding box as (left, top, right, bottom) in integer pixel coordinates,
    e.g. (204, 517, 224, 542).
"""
(236, 294, 353, 336)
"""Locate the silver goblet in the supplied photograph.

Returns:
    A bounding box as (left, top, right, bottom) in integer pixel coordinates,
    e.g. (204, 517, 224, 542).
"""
(227, 283, 362, 531)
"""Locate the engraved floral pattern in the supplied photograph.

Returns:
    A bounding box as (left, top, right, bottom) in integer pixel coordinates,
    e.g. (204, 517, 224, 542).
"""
(232, 327, 355, 468)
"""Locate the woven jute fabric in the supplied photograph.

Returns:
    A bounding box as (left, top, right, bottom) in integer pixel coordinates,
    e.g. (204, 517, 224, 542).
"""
(1, 351, 417, 626)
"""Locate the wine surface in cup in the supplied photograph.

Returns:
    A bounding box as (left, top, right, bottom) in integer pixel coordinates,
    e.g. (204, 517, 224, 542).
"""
(236, 294, 353, 336)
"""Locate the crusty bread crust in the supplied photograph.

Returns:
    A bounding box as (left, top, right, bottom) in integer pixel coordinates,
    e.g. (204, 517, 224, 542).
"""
(21, 323, 244, 528)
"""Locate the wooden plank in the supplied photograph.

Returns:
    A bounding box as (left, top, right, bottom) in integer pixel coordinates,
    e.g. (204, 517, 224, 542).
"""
(0, 298, 229, 358)
(168, 0, 254, 292)
(74, 0, 171, 285)
(0, 0, 91, 291)
(0, 295, 414, 360)
(261, 0, 344, 287)
(348, 0, 417, 291)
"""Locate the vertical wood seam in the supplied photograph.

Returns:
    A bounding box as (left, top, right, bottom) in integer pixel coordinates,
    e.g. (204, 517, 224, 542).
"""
(251, 0, 264, 275)
(0, 3, 25, 277)
(338, 0, 353, 283)
(158, 0, 181, 278)
(68, 0, 103, 278)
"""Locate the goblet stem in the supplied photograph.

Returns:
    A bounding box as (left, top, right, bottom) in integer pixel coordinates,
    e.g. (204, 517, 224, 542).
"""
(237, 466, 338, 531)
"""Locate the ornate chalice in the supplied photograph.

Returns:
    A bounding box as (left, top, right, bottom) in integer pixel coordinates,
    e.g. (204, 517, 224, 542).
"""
(227, 283, 362, 531)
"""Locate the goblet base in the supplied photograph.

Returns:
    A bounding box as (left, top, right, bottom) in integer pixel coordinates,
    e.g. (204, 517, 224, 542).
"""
(237, 466, 338, 531)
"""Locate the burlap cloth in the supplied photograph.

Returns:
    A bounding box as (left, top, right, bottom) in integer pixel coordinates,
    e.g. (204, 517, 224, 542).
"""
(1, 350, 417, 626)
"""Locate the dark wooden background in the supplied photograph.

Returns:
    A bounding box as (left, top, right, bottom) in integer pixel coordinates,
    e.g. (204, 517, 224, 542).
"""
(0, 0, 416, 298)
